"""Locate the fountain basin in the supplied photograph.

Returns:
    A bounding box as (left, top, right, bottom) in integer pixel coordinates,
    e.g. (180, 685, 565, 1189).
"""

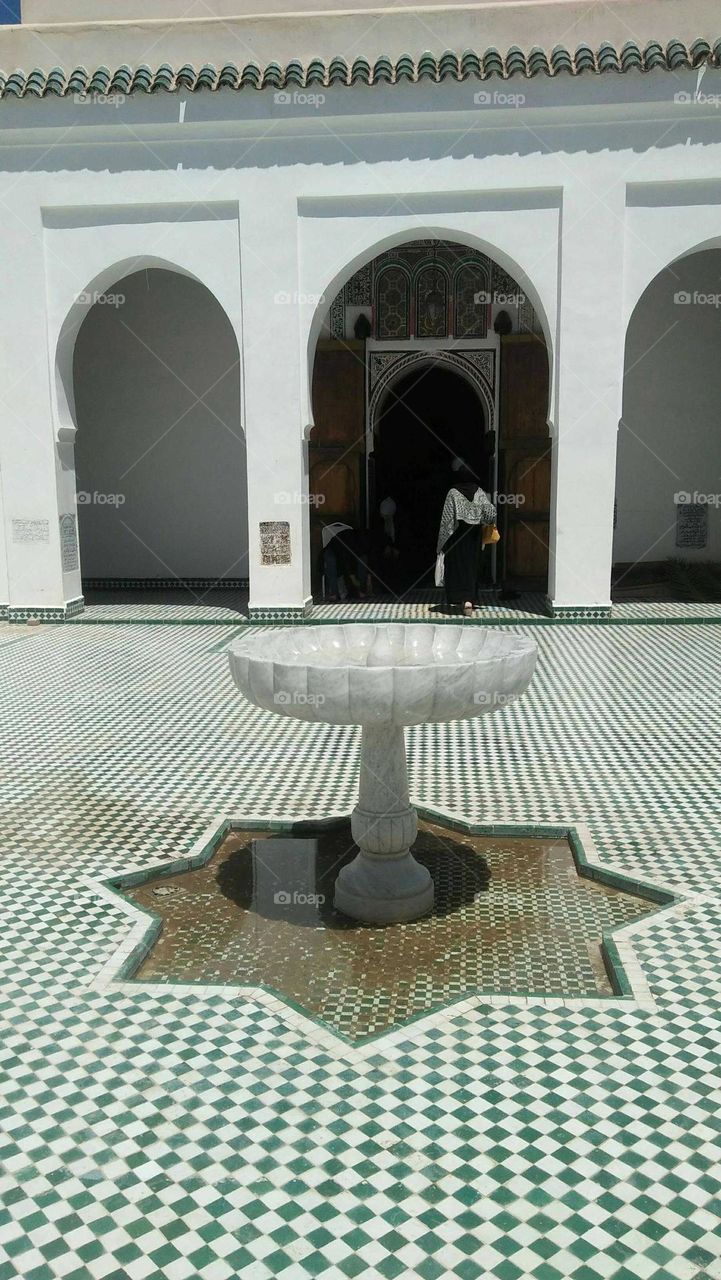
(228, 624, 537, 923)
(228, 623, 537, 726)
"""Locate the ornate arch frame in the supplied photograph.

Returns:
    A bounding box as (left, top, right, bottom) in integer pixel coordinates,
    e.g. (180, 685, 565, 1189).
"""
(365, 345, 499, 541)
(368, 347, 496, 441)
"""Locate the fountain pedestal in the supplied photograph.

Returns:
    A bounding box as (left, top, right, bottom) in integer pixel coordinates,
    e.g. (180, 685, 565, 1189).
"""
(228, 623, 537, 931)
(334, 724, 433, 924)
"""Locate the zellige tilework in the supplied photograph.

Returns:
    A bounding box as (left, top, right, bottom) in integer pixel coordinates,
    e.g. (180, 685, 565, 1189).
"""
(0, 620, 720, 1279)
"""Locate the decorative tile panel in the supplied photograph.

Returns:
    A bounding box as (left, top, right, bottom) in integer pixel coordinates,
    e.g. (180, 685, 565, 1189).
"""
(259, 520, 291, 565)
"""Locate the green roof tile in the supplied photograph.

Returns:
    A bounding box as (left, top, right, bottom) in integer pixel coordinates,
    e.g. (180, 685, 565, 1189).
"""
(689, 38, 711, 66)
(620, 42, 643, 73)
(5, 70, 26, 96)
(66, 67, 87, 94)
(328, 56, 349, 85)
(666, 37, 692, 69)
(87, 66, 110, 93)
(285, 58, 305, 86)
(597, 42, 620, 72)
(505, 46, 528, 77)
(350, 57, 371, 85)
(239, 64, 261, 89)
(395, 54, 416, 82)
(44, 66, 66, 95)
(550, 45, 574, 75)
(153, 63, 176, 92)
(574, 43, 597, 74)
(175, 63, 196, 89)
(373, 55, 394, 83)
(306, 58, 326, 85)
(477, 49, 501, 78)
(418, 52, 439, 81)
(437, 51, 458, 81)
(131, 65, 154, 92)
(24, 68, 46, 96)
(0, 38, 717, 100)
(109, 64, 132, 93)
(262, 61, 283, 88)
(527, 47, 551, 77)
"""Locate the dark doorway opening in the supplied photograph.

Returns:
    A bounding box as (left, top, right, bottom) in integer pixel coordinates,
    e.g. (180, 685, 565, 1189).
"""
(373, 366, 490, 592)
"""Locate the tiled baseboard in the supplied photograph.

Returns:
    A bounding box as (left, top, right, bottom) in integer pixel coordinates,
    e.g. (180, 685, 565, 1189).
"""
(82, 577, 249, 590)
(248, 606, 309, 623)
(549, 600, 613, 620)
(7, 598, 85, 623)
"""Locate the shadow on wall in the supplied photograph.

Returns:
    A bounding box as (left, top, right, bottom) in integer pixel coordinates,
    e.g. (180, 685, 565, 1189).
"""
(3, 71, 721, 173)
(614, 247, 721, 575)
(73, 267, 248, 580)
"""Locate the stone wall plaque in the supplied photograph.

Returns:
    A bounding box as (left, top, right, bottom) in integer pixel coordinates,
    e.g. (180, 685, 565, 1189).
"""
(675, 502, 708, 550)
(12, 518, 50, 545)
(59, 513, 79, 572)
(260, 521, 291, 566)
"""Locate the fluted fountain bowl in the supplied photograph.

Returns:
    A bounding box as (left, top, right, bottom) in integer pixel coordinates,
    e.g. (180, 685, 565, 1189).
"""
(228, 624, 538, 924)
(228, 623, 537, 727)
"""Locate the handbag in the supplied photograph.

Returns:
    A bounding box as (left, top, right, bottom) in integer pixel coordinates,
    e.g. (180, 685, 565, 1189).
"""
(482, 524, 500, 546)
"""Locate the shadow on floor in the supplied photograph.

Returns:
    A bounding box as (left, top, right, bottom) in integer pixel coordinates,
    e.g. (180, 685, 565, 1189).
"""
(612, 559, 721, 603)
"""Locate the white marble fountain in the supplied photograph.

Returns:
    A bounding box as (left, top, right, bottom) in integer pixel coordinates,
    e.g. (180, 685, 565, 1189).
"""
(228, 624, 537, 924)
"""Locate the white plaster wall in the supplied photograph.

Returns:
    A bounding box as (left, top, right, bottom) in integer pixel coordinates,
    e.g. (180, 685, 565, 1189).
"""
(0, 68, 720, 611)
(23, 0, 712, 25)
(0, 467, 8, 608)
(547, 186, 628, 609)
(614, 248, 721, 565)
(73, 268, 247, 580)
(13, 0, 717, 73)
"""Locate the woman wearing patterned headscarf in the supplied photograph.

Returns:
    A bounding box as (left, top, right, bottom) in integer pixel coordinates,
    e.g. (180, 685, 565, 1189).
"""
(436, 459, 496, 617)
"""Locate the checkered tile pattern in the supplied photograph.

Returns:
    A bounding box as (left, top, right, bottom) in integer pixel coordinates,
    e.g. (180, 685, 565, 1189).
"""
(1, 619, 720, 1279)
(68, 590, 721, 627)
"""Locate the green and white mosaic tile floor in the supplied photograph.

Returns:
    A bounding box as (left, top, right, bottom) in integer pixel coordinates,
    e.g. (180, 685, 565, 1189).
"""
(66, 589, 721, 627)
(1, 620, 721, 1280)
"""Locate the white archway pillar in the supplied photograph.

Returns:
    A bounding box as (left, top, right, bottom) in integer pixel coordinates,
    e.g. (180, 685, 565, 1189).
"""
(31, 210, 248, 621)
(0, 220, 71, 622)
(547, 190, 626, 618)
(242, 197, 312, 620)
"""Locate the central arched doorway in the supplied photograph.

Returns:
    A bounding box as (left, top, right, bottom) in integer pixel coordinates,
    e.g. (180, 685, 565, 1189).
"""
(308, 236, 551, 606)
(373, 365, 490, 590)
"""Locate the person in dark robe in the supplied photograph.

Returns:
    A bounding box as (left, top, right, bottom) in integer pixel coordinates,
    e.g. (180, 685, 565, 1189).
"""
(321, 522, 352, 600)
(371, 496, 403, 596)
(339, 527, 371, 598)
(435, 459, 496, 616)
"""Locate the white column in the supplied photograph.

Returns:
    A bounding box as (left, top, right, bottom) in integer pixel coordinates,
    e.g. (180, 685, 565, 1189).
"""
(240, 195, 311, 619)
(0, 219, 73, 621)
(548, 189, 626, 617)
(0, 461, 9, 616)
